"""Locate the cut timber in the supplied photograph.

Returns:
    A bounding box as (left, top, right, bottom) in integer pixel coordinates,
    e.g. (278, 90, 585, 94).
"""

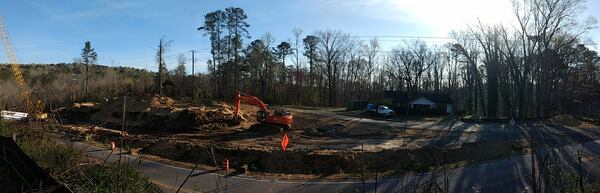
(63, 125, 128, 137)
(151, 95, 175, 109)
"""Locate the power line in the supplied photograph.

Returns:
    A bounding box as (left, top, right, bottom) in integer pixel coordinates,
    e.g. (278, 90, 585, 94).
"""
(352, 35, 600, 45)
(352, 35, 452, 39)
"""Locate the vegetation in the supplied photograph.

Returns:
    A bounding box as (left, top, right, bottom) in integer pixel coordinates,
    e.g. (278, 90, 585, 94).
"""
(196, 0, 599, 119)
(0, 123, 157, 192)
(78, 41, 98, 99)
(72, 163, 156, 193)
(1, 0, 598, 120)
(0, 63, 155, 109)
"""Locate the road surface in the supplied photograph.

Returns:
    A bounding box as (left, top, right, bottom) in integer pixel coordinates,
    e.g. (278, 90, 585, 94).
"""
(71, 137, 600, 193)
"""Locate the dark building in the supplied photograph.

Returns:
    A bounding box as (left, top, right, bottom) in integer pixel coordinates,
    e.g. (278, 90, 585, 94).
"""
(384, 91, 454, 114)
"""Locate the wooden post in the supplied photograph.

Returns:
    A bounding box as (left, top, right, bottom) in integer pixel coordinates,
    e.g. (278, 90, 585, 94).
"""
(191, 50, 195, 102)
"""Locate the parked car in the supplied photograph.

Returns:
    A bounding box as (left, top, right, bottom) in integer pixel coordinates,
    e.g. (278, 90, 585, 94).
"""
(363, 104, 395, 117)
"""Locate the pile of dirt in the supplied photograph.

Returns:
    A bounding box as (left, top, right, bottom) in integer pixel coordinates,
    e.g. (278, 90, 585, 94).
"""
(167, 104, 242, 130)
(58, 102, 100, 121)
(549, 114, 597, 129)
(59, 97, 254, 132)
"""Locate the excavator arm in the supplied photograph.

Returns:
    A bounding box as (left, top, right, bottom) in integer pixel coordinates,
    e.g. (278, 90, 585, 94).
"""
(234, 91, 293, 128)
(235, 91, 269, 116)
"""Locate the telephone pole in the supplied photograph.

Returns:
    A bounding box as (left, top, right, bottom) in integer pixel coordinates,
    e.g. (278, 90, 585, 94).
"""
(191, 50, 195, 101)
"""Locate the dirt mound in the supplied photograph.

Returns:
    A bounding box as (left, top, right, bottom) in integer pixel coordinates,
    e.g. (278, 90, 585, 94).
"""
(549, 114, 597, 129)
(168, 104, 241, 130)
(58, 102, 100, 121)
(60, 97, 254, 132)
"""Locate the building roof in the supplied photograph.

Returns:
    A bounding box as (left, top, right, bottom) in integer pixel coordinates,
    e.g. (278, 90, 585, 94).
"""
(384, 91, 453, 104)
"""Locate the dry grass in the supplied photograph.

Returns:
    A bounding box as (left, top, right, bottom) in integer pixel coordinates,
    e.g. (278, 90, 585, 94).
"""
(549, 114, 598, 129)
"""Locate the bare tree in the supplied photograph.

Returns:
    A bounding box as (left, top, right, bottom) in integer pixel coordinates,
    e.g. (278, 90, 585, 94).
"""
(315, 30, 352, 106)
(292, 27, 303, 104)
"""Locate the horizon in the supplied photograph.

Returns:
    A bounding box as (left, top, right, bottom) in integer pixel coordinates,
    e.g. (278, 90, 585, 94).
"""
(1, 0, 599, 73)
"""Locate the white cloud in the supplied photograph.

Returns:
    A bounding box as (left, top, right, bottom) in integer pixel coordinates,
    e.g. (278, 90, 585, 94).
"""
(393, 0, 516, 35)
(335, 0, 517, 36)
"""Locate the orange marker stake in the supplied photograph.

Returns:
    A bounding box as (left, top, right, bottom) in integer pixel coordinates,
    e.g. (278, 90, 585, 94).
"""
(281, 133, 289, 151)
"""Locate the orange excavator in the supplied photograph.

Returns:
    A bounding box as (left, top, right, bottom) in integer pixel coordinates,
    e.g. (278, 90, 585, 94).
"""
(234, 91, 293, 129)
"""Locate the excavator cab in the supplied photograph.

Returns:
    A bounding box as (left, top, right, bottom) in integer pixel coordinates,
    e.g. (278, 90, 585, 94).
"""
(257, 110, 267, 122)
(235, 91, 294, 129)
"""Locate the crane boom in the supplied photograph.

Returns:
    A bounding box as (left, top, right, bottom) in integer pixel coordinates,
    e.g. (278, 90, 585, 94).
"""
(0, 17, 43, 118)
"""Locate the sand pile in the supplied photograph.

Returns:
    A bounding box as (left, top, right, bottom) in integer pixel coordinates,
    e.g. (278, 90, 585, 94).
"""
(60, 97, 255, 132)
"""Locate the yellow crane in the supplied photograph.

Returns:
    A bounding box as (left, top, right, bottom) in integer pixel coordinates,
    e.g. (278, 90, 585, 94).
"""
(0, 17, 46, 120)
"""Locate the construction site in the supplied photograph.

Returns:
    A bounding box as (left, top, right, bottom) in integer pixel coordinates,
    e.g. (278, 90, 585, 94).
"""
(51, 95, 600, 180)
(2, 0, 600, 192)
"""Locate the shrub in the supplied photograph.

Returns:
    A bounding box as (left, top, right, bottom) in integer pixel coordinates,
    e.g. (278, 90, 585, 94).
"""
(72, 163, 157, 193)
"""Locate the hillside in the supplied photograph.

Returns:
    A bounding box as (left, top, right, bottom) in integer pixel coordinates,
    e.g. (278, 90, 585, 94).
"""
(0, 63, 155, 110)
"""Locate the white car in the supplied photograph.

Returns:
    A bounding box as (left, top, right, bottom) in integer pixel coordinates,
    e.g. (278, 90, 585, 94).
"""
(363, 105, 395, 117)
(377, 106, 395, 117)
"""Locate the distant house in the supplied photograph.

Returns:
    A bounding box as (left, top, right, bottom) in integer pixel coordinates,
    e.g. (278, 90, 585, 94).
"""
(384, 91, 454, 114)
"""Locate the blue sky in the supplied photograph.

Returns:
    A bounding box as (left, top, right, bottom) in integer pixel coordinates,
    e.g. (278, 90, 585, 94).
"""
(1, 0, 599, 73)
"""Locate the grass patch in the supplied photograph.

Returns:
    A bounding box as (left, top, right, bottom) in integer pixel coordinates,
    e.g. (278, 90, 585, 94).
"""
(19, 139, 82, 177)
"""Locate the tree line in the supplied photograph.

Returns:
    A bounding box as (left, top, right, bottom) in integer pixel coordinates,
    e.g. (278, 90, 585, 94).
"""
(196, 0, 599, 118)
(1, 0, 598, 119)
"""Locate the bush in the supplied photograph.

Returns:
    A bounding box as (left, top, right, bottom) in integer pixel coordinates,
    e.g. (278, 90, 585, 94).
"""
(18, 140, 82, 178)
(0, 123, 158, 192)
(72, 163, 157, 193)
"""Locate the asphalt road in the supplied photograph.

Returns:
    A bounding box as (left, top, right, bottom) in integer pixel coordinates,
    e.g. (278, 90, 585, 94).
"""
(71, 137, 600, 193)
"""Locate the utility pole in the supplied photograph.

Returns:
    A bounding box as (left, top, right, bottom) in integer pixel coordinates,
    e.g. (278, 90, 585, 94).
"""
(158, 39, 164, 96)
(191, 50, 195, 101)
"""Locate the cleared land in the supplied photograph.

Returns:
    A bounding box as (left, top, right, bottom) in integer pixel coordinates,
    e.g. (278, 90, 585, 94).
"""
(56, 97, 600, 180)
